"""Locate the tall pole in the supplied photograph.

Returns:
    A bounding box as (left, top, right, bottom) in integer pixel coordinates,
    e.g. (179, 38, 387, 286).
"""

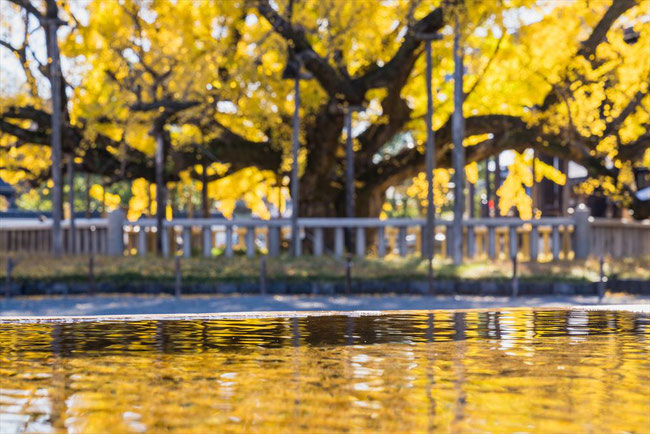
(531, 150, 537, 216)
(101, 178, 107, 216)
(451, 19, 466, 266)
(345, 107, 355, 221)
(67, 155, 76, 254)
(201, 159, 209, 218)
(560, 158, 569, 215)
(424, 39, 436, 293)
(495, 153, 502, 214)
(484, 158, 492, 217)
(468, 180, 475, 218)
(291, 74, 301, 257)
(345, 106, 363, 254)
(154, 126, 165, 254)
(85, 172, 91, 217)
(47, 16, 63, 257)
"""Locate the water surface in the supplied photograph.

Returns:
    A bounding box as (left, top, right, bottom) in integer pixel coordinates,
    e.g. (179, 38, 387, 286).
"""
(1, 309, 649, 433)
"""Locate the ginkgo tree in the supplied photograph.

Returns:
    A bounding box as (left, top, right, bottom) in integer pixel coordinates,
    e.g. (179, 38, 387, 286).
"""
(1, 0, 648, 231)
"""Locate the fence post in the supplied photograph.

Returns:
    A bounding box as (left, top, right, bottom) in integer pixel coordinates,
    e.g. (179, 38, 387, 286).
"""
(202, 226, 212, 257)
(466, 225, 475, 259)
(398, 227, 408, 257)
(508, 225, 518, 260)
(268, 226, 280, 257)
(530, 225, 539, 262)
(246, 226, 255, 258)
(183, 227, 192, 258)
(225, 226, 233, 257)
(487, 226, 496, 259)
(355, 227, 365, 257)
(551, 225, 560, 260)
(377, 227, 386, 258)
(573, 205, 591, 259)
(334, 227, 344, 257)
(420, 224, 428, 259)
(313, 228, 324, 257)
(107, 209, 125, 256)
(598, 256, 606, 300)
(138, 225, 147, 256)
(162, 226, 170, 257)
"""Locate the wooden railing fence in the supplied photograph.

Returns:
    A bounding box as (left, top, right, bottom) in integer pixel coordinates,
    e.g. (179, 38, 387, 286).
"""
(4, 206, 647, 260)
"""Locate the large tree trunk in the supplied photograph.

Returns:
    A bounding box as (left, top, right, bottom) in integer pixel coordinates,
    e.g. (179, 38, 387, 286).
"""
(300, 101, 345, 218)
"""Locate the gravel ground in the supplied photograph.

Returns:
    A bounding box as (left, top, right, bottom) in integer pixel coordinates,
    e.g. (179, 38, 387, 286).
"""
(1, 294, 648, 319)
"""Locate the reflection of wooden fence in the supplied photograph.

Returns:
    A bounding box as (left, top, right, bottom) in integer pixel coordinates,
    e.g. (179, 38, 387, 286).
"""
(2, 209, 649, 261)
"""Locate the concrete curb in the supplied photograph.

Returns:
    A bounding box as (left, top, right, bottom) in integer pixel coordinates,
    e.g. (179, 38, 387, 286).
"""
(4, 278, 649, 297)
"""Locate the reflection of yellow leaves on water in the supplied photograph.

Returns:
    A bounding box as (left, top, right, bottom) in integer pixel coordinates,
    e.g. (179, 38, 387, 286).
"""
(0, 311, 648, 433)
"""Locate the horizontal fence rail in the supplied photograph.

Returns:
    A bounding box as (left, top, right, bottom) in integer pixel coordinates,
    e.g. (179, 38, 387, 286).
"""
(122, 216, 578, 262)
(2, 208, 648, 261)
(590, 218, 650, 258)
(0, 218, 108, 255)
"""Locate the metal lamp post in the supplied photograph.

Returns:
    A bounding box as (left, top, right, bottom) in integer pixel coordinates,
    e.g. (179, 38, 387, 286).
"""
(67, 154, 76, 254)
(345, 105, 363, 253)
(283, 53, 312, 257)
(47, 17, 63, 257)
(451, 20, 466, 266)
(417, 32, 443, 294)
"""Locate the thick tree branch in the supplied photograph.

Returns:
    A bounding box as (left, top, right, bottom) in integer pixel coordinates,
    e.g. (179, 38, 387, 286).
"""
(2, 105, 51, 126)
(353, 8, 443, 91)
(358, 115, 530, 188)
(619, 131, 650, 161)
(539, 0, 636, 110)
(0, 39, 20, 55)
(0, 102, 282, 185)
(603, 89, 648, 137)
(0, 118, 48, 145)
(359, 114, 617, 195)
(577, 0, 636, 59)
(256, 0, 364, 102)
(356, 87, 412, 164)
(7, 0, 45, 23)
(130, 100, 200, 113)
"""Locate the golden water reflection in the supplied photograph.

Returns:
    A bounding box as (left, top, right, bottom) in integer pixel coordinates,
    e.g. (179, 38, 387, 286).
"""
(1, 310, 649, 433)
